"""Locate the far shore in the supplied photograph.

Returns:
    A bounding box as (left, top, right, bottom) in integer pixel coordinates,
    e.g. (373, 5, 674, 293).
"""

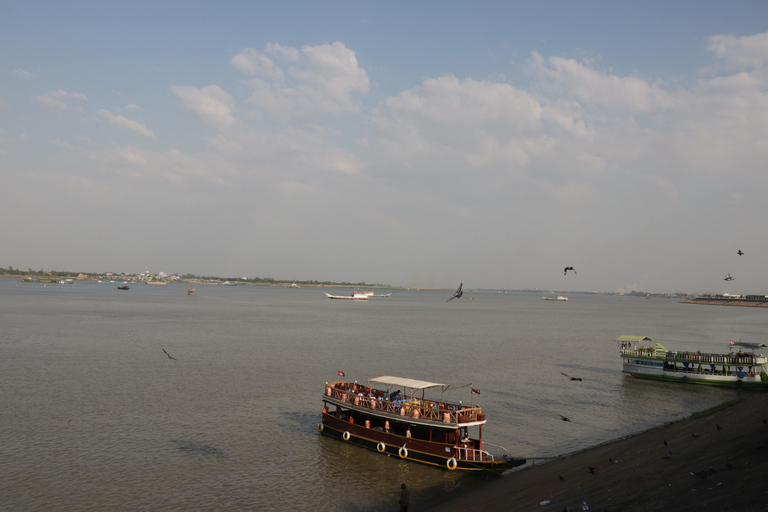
(422, 392, 768, 511)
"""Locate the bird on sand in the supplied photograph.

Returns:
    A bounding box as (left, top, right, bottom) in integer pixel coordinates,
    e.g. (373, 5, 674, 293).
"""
(588, 466, 596, 475)
(561, 372, 583, 381)
(738, 250, 744, 256)
(446, 283, 464, 302)
(564, 266, 576, 276)
(559, 475, 565, 481)
(663, 440, 668, 446)
(559, 415, 572, 422)
(162, 348, 177, 360)
(716, 424, 723, 430)
(691, 433, 700, 439)
(664, 451, 673, 459)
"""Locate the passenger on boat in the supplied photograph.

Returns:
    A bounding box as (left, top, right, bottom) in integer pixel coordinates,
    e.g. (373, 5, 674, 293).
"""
(406, 427, 411, 438)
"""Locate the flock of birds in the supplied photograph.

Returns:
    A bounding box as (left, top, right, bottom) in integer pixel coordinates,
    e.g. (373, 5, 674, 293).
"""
(723, 249, 745, 281)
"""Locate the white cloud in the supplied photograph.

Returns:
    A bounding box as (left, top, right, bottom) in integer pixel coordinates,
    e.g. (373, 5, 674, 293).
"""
(50, 138, 72, 148)
(125, 103, 141, 112)
(98, 109, 155, 138)
(707, 32, 768, 70)
(171, 85, 235, 130)
(13, 68, 32, 80)
(232, 42, 369, 119)
(528, 52, 676, 113)
(33, 89, 87, 110)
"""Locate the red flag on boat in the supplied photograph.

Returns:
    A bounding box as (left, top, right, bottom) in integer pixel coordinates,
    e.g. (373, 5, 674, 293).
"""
(471, 387, 480, 394)
(338, 371, 345, 377)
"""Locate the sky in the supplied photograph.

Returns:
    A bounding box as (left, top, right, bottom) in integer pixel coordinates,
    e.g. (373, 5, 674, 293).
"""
(2, 1, 768, 294)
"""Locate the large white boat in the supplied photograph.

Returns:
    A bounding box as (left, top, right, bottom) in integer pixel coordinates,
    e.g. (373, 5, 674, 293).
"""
(319, 376, 525, 473)
(617, 335, 768, 388)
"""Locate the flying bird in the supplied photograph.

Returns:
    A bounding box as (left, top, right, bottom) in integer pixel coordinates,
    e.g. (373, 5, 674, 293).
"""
(564, 267, 576, 276)
(162, 349, 177, 360)
(559, 415, 572, 422)
(447, 283, 464, 302)
(724, 273, 734, 281)
(561, 372, 583, 381)
(737, 250, 744, 256)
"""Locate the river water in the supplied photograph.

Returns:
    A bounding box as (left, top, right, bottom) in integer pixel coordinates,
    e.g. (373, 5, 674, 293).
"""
(1, 279, 765, 511)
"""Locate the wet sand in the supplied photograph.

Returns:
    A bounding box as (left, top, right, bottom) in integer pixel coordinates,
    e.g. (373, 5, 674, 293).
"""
(425, 392, 768, 512)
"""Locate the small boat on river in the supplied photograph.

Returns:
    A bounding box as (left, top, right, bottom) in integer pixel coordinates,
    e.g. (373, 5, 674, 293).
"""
(324, 292, 368, 300)
(117, 285, 130, 290)
(318, 376, 525, 473)
(543, 296, 568, 301)
(617, 335, 768, 388)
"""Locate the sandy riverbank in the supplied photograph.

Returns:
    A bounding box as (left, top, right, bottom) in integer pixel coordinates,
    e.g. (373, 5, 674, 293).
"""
(423, 392, 768, 511)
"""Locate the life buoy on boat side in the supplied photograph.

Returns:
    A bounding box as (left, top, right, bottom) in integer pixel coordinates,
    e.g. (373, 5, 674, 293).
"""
(377, 442, 386, 453)
(446, 457, 457, 470)
(399, 446, 408, 458)
(317, 423, 324, 432)
(343, 431, 351, 440)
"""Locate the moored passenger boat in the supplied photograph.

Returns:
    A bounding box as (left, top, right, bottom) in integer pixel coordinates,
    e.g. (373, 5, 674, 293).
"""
(318, 376, 525, 473)
(617, 335, 768, 388)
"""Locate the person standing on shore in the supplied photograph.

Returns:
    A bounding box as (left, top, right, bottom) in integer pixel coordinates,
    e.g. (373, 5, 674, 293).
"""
(399, 483, 410, 512)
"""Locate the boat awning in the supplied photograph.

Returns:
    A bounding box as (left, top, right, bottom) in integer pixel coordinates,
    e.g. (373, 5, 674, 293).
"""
(615, 335, 653, 342)
(368, 376, 445, 390)
(729, 341, 767, 349)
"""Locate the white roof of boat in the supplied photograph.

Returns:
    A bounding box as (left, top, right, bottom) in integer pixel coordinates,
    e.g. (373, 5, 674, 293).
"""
(368, 376, 446, 390)
(616, 335, 653, 342)
(730, 341, 766, 349)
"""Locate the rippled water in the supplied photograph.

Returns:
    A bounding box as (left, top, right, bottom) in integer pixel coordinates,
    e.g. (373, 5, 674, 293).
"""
(1, 280, 765, 511)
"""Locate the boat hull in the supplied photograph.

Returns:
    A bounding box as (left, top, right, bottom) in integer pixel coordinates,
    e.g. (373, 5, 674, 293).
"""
(622, 361, 768, 388)
(319, 412, 522, 473)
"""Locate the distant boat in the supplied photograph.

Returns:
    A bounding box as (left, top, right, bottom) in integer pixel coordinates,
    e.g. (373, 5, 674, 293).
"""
(325, 292, 368, 300)
(543, 296, 568, 301)
(145, 281, 167, 285)
(117, 285, 130, 290)
(617, 335, 768, 388)
(188, 287, 195, 295)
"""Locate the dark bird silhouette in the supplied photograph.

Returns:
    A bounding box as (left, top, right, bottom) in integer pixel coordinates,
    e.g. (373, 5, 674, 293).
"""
(716, 424, 723, 430)
(691, 433, 700, 439)
(724, 273, 735, 281)
(446, 283, 464, 302)
(564, 266, 576, 276)
(609, 458, 617, 464)
(738, 250, 744, 256)
(663, 440, 668, 446)
(162, 348, 177, 360)
(763, 418, 766, 425)
(559, 415, 572, 422)
(588, 466, 596, 475)
(559, 475, 565, 481)
(561, 372, 583, 381)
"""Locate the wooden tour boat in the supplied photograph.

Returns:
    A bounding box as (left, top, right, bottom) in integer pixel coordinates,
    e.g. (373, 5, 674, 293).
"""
(617, 335, 768, 388)
(318, 376, 525, 473)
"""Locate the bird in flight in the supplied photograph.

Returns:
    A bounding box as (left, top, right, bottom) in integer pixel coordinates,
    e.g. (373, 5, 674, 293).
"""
(737, 250, 744, 256)
(447, 283, 464, 302)
(723, 273, 734, 281)
(564, 267, 576, 276)
(559, 415, 572, 422)
(561, 372, 583, 381)
(162, 348, 177, 360)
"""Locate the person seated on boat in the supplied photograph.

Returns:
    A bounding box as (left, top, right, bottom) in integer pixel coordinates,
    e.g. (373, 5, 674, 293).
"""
(406, 427, 411, 438)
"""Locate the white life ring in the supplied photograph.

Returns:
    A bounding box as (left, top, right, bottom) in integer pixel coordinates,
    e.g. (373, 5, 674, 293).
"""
(399, 446, 408, 458)
(317, 423, 324, 432)
(343, 431, 351, 441)
(377, 442, 386, 453)
(446, 457, 457, 470)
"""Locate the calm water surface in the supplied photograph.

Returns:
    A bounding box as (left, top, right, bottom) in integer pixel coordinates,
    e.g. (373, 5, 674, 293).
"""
(1, 280, 765, 511)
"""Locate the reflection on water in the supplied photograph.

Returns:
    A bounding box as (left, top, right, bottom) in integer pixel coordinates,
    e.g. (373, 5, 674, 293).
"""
(1, 280, 762, 510)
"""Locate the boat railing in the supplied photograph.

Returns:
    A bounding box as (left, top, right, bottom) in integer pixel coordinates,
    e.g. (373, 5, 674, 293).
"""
(620, 349, 762, 365)
(325, 383, 483, 423)
(455, 445, 496, 462)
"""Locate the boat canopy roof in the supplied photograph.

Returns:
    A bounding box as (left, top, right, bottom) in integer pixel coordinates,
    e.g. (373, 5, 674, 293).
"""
(730, 341, 767, 349)
(616, 335, 653, 342)
(368, 376, 445, 390)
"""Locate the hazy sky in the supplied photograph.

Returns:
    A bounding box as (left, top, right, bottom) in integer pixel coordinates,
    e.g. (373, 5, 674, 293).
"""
(2, 1, 768, 294)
